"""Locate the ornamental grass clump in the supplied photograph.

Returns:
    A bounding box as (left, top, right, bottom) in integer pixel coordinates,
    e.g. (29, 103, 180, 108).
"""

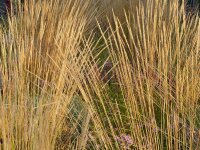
(95, 0, 200, 149)
(0, 0, 199, 149)
(0, 0, 96, 149)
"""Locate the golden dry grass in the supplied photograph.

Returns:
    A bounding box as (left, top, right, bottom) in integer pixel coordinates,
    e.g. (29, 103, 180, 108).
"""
(0, 0, 199, 149)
